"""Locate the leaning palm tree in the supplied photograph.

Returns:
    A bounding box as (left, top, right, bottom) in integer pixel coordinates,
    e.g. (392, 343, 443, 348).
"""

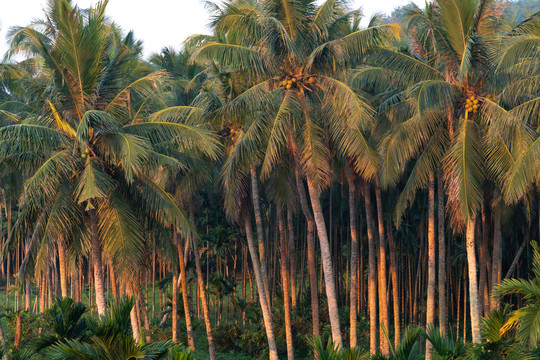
(191, 0, 397, 348)
(0, 0, 218, 318)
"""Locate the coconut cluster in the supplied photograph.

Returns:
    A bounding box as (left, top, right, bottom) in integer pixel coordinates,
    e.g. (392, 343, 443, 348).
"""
(280, 72, 316, 95)
(465, 95, 479, 114)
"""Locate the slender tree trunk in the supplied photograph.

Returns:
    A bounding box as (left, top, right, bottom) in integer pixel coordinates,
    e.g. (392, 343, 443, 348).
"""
(364, 182, 378, 354)
(295, 173, 319, 338)
(251, 167, 271, 306)
(109, 260, 118, 301)
(90, 211, 106, 316)
(306, 178, 343, 348)
(189, 210, 216, 360)
(490, 199, 502, 310)
(437, 170, 448, 336)
(287, 208, 297, 309)
(128, 283, 141, 343)
(278, 208, 294, 360)
(172, 272, 178, 342)
(426, 175, 436, 359)
(346, 168, 359, 348)
(14, 314, 21, 349)
(25, 280, 31, 311)
(244, 217, 279, 360)
(466, 215, 481, 344)
(175, 232, 195, 350)
(57, 239, 68, 298)
(138, 282, 151, 342)
(374, 185, 389, 356)
(387, 215, 400, 347)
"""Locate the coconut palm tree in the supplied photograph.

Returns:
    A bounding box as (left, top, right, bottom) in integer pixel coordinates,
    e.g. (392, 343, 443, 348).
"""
(0, 0, 219, 318)
(191, 0, 397, 347)
(357, 0, 507, 345)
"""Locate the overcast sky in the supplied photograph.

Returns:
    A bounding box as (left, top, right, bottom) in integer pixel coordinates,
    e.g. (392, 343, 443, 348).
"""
(0, 0, 420, 60)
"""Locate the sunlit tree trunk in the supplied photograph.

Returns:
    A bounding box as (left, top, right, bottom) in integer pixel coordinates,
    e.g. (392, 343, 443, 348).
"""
(172, 272, 178, 342)
(375, 185, 389, 356)
(128, 283, 141, 343)
(0, 310, 8, 360)
(426, 174, 436, 359)
(251, 167, 271, 306)
(90, 211, 106, 317)
(244, 216, 279, 360)
(346, 168, 359, 348)
(364, 182, 378, 354)
(466, 215, 481, 343)
(58, 239, 68, 298)
(295, 173, 319, 338)
(306, 178, 343, 348)
(278, 208, 294, 360)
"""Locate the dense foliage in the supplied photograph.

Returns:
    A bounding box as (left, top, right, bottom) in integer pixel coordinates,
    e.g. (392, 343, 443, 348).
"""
(0, 0, 539, 359)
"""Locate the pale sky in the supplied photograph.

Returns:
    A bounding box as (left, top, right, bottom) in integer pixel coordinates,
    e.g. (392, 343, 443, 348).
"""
(0, 0, 420, 60)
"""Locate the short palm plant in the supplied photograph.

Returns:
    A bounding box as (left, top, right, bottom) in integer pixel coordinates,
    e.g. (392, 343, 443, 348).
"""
(493, 241, 540, 349)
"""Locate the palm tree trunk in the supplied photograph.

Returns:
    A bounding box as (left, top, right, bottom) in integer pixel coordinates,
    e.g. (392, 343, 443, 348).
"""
(58, 239, 68, 298)
(109, 260, 118, 301)
(437, 170, 448, 336)
(138, 282, 151, 342)
(128, 283, 141, 343)
(466, 215, 481, 343)
(374, 185, 389, 356)
(287, 208, 297, 309)
(490, 198, 502, 310)
(90, 210, 106, 317)
(295, 173, 319, 338)
(386, 215, 400, 347)
(244, 216, 279, 360)
(346, 168, 359, 348)
(25, 280, 31, 311)
(172, 272, 178, 342)
(306, 178, 343, 348)
(175, 231, 195, 350)
(278, 208, 294, 360)
(364, 182, 378, 354)
(251, 167, 271, 307)
(189, 209, 216, 360)
(426, 175, 436, 359)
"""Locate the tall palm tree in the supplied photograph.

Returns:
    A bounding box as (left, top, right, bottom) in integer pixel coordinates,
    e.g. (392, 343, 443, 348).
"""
(0, 0, 218, 317)
(191, 0, 397, 347)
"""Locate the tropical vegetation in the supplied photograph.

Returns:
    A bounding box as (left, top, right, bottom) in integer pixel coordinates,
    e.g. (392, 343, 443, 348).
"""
(0, 0, 539, 359)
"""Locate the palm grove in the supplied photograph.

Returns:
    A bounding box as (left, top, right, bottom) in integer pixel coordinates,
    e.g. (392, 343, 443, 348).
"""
(0, 0, 539, 359)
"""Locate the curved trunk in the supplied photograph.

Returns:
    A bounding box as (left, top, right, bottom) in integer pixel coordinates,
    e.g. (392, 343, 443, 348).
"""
(278, 208, 294, 360)
(437, 170, 448, 336)
(295, 173, 319, 337)
(176, 232, 195, 350)
(250, 167, 271, 307)
(306, 178, 343, 348)
(189, 211, 217, 360)
(364, 183, 378, 354)
(374, 185, 389, 356)
(58, 240, 68, 298)
(90, 211, 106, 317)
(426, 175, 436, 359)
(244, 217, 279, 360)
(466, 215, 482, 344)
